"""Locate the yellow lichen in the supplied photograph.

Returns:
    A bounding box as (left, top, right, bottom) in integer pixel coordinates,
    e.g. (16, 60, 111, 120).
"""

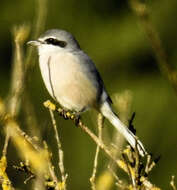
(6, 120, 48, 175)
(0, 156, 12, 190)
(43, 100, 56, 111)
(57, 181, 65, 190)
(66, 112, 71, 117)
(117, 159, 128, 173)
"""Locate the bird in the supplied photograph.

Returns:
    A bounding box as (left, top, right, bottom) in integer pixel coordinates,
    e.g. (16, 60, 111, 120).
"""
(27, 29, 147, 156)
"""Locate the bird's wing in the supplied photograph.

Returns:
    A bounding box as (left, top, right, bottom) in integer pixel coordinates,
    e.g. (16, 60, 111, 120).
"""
(77, 50, 113, 105)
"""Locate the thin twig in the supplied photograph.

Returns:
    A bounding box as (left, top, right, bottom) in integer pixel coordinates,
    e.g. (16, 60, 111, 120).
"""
(90, 113, 104, 190)
(145, 154, 152, 174)
(108, 91, 133, 176)
(134, 137, 140, 178)
(2, 133, 10, 157)
(24, 0, 48, 145)
(129, 0, 177, 94)
(4, 26, 30, 174)
(77, 119, 118, 165)
(43, 100, 117, 164)
(122, 153, 136, 189)
(170, 176, 177, 190)
(48, 109, 67, 189)
(43, 141, 59, 190)
(15, 124, 40, 151)
(0, 99, 46, 166)
(44, 101, 162, 190)
(7, 25, 30, 117)
(25, 0, 47, 71)
(4, 0, 48, 164)
(22, 0, 48, 144)
(108, 165, 124, 189)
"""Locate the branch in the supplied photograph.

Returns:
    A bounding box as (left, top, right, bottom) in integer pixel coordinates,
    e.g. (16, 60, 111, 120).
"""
(47, 107, 68, 190)
(129, 0, 177, 95)
(43, 100, 162, 190)
(0, 156, 15, 190)
(90, 113, 104, 190)
(25, 0, 48, 71)
(170, 176, 177, 190)
(8, 25, 30, 117)
(43, 100, 118, 165)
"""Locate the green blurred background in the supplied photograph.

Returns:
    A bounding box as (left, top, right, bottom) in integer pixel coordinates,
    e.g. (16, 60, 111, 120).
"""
(0, 0, 177, 189)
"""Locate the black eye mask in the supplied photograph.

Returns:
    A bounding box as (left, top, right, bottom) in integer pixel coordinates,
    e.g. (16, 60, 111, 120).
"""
(45, 38, 67, 48)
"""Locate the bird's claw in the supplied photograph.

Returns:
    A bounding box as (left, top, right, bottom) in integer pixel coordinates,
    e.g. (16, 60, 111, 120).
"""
(73, 114, 80, 126)
(58, 108, 69, 120)
(57, 108, 81, 125)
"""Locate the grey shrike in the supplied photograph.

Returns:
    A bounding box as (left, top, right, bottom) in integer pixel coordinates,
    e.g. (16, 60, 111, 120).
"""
(28, 29, 147, 156)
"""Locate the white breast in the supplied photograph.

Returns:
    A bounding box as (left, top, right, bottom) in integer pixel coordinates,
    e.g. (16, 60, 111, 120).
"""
(38, 49, 98, 111)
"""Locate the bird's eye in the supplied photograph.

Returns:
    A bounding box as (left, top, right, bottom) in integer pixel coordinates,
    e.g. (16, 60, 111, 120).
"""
(45, 38, 67, 48)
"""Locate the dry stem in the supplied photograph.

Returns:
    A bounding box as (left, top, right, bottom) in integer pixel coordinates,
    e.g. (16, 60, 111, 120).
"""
(129, 0, 177, 94)
(90, 113, 104, 190)
(25, 0, 47, 71)
(2, 134, 10, 157)
(48, 108, 67, 190)
(7, 25, 29, 117)
(43, 141, 60, 190)
(170, 176, 177, 190)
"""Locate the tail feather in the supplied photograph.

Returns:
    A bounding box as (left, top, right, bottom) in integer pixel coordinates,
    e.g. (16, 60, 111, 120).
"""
(100, 101, 147, 157)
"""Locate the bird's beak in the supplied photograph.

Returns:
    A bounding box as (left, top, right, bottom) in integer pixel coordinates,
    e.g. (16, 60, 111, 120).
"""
(27, 40, 41, 46)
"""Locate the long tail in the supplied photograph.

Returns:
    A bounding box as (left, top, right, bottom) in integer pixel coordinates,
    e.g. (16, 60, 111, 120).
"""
(100, 101, 147, 157)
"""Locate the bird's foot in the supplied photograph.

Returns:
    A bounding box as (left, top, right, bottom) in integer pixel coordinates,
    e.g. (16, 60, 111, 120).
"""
(72, 113, 81, 126)
(57, 108, 69, 120)
(43, 100, 81, 125)
(66, 111, 81, 126)
(57, 108, 81, 125)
